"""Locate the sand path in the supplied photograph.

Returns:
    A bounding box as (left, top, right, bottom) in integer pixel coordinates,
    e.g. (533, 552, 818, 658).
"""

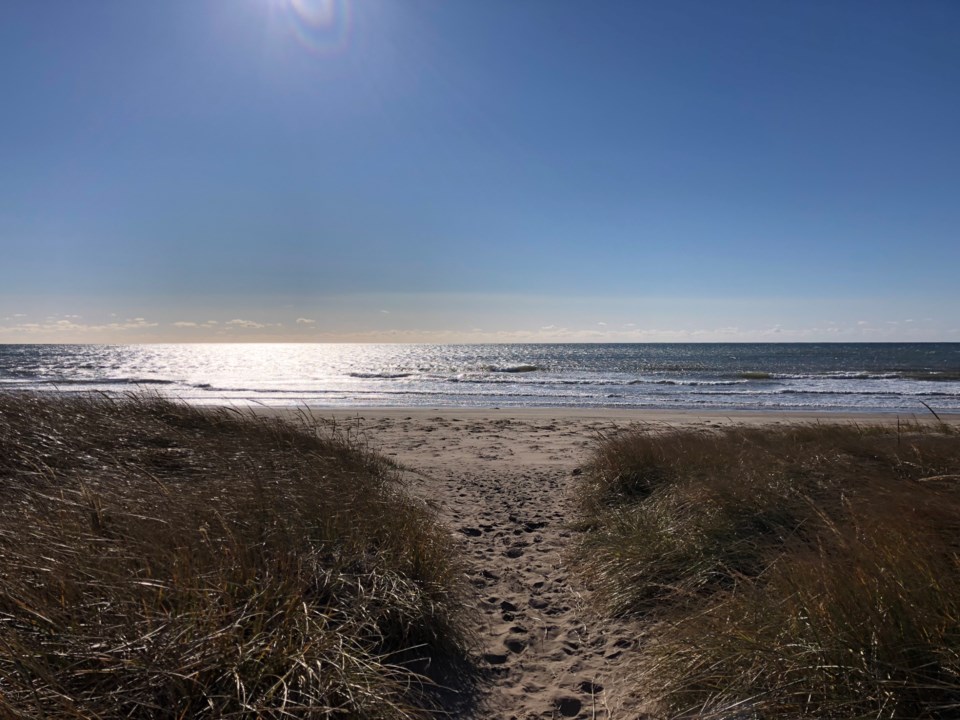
(349, 412, 660, 719)
(273, 407, 941, 718)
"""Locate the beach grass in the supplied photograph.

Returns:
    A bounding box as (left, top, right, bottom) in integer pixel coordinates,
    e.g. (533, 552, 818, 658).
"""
(0, 392, 472, 719)
(574, 421, 960, 719)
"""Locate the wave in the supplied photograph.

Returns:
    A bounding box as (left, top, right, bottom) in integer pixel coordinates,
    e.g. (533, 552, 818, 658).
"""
(190, 385, 339, 395)
(449, 376, 611, 386)
(902, 371, 960, 382)
(628, 379, 747, 387)
(693, 388, 959, 398)
(487, 364, 539, 373)
(779, 389, 900, 396)
(775, 371, 959, 381)
(34, 377, 176, 386)
(346, 372, 413, 379)
(781, 389, 959, 398)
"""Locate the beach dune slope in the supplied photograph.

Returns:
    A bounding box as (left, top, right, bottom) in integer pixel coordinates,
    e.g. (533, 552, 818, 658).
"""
(0, 393, 471, 719)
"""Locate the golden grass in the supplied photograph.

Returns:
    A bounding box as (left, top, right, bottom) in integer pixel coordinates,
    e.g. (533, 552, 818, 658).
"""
(0, 393, 472, 719)
(574, 421, 960, 719)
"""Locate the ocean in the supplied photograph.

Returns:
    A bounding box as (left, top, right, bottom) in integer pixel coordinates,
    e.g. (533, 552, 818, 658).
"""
(1, 343, 958, 414)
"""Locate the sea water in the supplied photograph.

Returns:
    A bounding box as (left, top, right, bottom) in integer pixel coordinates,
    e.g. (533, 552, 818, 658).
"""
(1, 343, 958, 413)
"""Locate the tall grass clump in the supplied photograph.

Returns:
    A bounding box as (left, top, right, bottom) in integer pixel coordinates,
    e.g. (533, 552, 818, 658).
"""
(574, 421, 960, 719)
(0, 392, 472, 719)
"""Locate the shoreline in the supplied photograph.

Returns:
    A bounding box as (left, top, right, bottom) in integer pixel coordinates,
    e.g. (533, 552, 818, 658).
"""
(254, 404, 960, 427)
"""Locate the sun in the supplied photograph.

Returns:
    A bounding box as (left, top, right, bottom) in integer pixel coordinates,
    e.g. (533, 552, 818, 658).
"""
(289, 0, 337, 27)
(275, 0, 353, 55)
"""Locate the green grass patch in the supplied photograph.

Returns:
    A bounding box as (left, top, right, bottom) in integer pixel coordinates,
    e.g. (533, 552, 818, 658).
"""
(573, 421, 960, 719)
(0, 392, 472, 719)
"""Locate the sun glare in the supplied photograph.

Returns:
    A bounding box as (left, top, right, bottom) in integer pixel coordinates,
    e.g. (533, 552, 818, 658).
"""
(290, 0, 336, 26)
(281, 0, 352, 55)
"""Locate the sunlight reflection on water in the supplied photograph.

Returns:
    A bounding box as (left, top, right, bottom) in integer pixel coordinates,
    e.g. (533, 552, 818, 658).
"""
(0, 343, 958, 413)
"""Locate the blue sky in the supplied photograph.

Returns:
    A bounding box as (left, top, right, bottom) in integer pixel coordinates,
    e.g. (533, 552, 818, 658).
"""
(2, 0, 958, 342)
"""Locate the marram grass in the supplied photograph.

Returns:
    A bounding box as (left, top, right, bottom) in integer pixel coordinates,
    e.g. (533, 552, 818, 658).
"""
(574, 421, 960, 719)
(0, 392, 472, 719)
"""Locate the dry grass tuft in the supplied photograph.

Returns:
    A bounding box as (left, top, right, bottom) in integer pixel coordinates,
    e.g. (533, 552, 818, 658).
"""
(0, 392, 472, 719)
(574, 420, 960, 719)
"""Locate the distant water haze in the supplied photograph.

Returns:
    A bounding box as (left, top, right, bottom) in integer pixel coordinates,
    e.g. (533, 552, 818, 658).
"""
(1, 344, 958, 413)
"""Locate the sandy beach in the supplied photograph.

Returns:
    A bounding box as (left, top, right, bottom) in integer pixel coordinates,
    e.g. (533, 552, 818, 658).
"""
(262, 407, 957, 718)
(3, 392, 958, 718)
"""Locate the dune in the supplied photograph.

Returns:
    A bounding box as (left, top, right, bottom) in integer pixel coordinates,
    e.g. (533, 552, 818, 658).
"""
(259, 406, 957, 718)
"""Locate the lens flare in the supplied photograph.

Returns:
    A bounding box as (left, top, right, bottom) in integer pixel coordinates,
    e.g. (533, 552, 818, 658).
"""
(286, 0, 352, 55)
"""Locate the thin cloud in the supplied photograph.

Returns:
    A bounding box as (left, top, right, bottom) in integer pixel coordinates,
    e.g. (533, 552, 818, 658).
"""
(226, 319, 266, 329)
(296, 317, 316, 325)
(0, 318, 158, 336)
